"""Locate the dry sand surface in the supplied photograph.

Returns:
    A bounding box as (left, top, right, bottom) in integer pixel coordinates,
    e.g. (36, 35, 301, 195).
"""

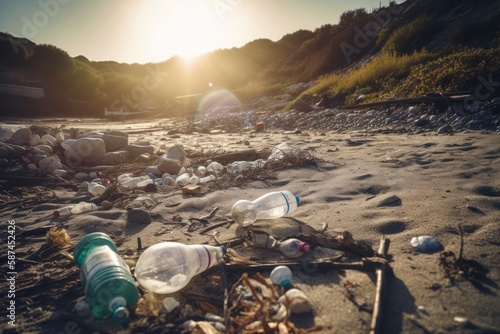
(1, 117, 500, 334)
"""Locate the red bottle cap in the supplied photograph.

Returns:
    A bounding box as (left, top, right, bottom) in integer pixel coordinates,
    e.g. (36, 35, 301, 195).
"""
(53, 210, 60, 218)
(299, 242, 310, 253)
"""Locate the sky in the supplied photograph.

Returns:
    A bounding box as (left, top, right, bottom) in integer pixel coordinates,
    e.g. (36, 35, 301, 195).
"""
(0, 0, 398, 64)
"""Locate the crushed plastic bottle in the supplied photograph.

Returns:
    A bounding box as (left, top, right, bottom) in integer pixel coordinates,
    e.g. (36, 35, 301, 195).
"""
(135, 242, 227, 294)
(279, 238, 310, 258)
(411, 236, 443, 253)
(207, 161, 224, 175)
(74, 232, 138, 323)
(231, 190, 300, 226)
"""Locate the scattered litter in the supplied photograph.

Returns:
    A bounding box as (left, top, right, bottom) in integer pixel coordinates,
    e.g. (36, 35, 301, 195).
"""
(411, 236, 443, 253)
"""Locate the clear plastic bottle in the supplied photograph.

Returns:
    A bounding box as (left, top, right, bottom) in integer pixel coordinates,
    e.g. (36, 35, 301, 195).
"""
(71, 202, 98, 215)
(270, 265, 293, 291)
(231, 190, 300, 226)
(207, 161, 223, 175)
(53, 205, 75, 217)
(279, 239, 310, 258)
(74, 232, 138, 323)
(135, 242, 227, 294)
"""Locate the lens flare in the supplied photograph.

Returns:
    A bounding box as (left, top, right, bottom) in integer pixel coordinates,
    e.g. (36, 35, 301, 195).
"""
(198, 88, 240, 113)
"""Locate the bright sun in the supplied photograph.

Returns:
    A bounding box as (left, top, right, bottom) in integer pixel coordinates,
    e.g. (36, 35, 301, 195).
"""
(159, 2, 222, 59)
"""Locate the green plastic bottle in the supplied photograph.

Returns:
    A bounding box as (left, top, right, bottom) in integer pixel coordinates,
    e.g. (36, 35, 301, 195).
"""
(74, 232, 139, 323)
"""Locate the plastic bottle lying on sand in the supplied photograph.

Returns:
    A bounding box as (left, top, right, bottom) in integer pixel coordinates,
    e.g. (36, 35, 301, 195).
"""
(279, 238, 310, 258)
(53, 205, 75, 217)
(71, 202, 98, 215)
(135, 242, 227, 294)
(74, 232, 138, 323)
(231, 191, 300, 226)
(270, 265, 294, 291)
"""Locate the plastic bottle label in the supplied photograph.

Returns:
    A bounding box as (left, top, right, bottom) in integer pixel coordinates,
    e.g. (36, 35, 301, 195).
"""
(279, 192, 292, 214)
(83, 248, 129, 293)
(191, 245, 211, 273)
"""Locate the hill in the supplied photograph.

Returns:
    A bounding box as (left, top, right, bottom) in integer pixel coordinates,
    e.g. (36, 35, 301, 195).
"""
(0, 0, 499, 117)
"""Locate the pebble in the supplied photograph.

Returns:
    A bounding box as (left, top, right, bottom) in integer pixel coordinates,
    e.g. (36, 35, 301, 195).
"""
(8, 128, 32, 146)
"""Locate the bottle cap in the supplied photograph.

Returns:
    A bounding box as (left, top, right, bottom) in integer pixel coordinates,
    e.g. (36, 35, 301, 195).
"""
(295, 196, 300, 203)
(53, 210, 60, 218)
(112, 306, 129, 324)
(220, 245, 228, 254)
(298, 242, 310, 253)
(281, 279, 293, 291)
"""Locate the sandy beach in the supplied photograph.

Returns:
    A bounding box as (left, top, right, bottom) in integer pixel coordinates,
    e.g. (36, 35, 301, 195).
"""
(1, 116, 499, 334)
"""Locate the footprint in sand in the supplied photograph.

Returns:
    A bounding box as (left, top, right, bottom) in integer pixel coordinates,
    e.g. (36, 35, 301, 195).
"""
(375, 220, 407, 235)
(474, 186, 500, 197)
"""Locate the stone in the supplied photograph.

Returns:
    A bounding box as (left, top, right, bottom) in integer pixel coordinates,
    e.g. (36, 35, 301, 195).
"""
(39, 156, 62, 173)
(29, 134, 41, 146)
(144, 166, 162, 177)
(101, 151, 129, 165)
(32, 153, 47, 164)
(181, 184, 202, 195)
(127, 208, 152, 224)
(127, 144, 155, 159)
(157, 157, 182, 174)
(41, 134, 56, 146)
(0, 128, 14, 143)
(414, 119, 429, 127)
(75, 172, 90, 181)
(294, 99, 313, 113)
(8, 128, 31, 146)
(35, 145, 52, 154)
(103, 133, 128, 152)
(437, 125, 453, 134)
(64, 137, 106, 165)
(376, 194, 401, 207)
(278, 289, 312, 314)
(29, 125, 48, 137)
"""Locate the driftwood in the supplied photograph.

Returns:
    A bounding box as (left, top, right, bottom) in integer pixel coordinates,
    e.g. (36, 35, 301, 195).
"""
(341, 91, 473, 110)
(370, 236, 391, 334)
(207, 149, 261, 164)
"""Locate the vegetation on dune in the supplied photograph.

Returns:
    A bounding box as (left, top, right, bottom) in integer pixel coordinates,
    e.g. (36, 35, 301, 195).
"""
(2, 0, 500, 117)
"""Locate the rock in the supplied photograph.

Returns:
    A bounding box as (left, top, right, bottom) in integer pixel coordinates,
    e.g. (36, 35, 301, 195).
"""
(101, 200, 113, 210)
(32, 153, 47, 164)
(182, 184, 202, 195)
(414, 119, 429, 127)
(144, 166, 162, 177)
(157, 144, 186, 174)
(29, 134, 41, 146)
(294, 99, 313, 113)
(143, 183, 157, 193)
(27, 163, 38, 171)
(29, 125, 48, 137)
(64, 137, 106, 165)
(437, 125, 453, 134)
(278, 288, 312, 314)
(101, 151, 129, 165)
(8, 128, 31, 146)
(0, 128, 14, 143)
(35, 145, 52, 155)
(376, 194, 401, 207)
(103, 133, 128, 152)
(127, 144, 155, 159)
(39, 156, 62, 173)
(41, 134, 56, 146)
(157, 157, 182, 174)
(127, 208, 152, 224)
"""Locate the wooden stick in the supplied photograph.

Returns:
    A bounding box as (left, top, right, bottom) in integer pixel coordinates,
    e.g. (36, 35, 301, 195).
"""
(224, 259, 377, 273)
(370, 236, 391, 334)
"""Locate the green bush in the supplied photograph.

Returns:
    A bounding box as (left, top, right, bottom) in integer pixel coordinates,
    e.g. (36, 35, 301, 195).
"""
(382, 15, 437, 54)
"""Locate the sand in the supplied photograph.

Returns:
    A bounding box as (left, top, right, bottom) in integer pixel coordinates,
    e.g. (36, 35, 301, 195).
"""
(1, 117, 499, 333)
